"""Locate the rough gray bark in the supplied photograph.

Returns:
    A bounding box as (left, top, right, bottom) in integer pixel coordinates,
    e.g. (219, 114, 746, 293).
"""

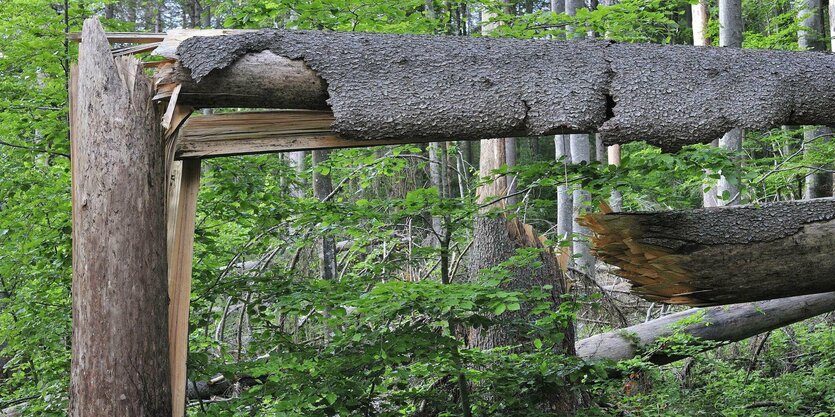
(582, 198, 835, 305)
(162, 30, 835, 151)
(71, 18, 170, 416)
(576, 292, 835, 364)
(312, 150, 337, 280)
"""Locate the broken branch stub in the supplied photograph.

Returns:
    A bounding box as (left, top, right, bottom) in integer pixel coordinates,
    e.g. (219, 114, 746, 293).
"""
(163, 30, 835, 151)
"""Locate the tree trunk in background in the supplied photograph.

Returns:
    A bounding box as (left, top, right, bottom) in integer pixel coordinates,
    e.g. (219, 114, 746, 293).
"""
(714, 0, 744, 206)
(287, 151, 306, 198)
(694, 0, 719, 207)
(570, 134, 593, 274)
(552, 0, 573, 245)
(799, 0, 833, 199)
(565, 0, 585, 37)
(429, 141, 447, 243)
(71, 18, 170, 416)
(504, 137, 518, 205)
(607, 145, 622, 211)
(691, 0, 709, 46)
(312, 150, 337, 280)
(603, 0, 622, 212)
(565, 0, 594, 275)
(555, 135, 572, 245)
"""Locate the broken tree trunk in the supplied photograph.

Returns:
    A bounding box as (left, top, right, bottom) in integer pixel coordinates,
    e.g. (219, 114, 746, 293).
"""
(576, 292, 835, 364)
(152, 29, 835, 151)
(71, 18, 170, 416)
(580, 198, 835, 306)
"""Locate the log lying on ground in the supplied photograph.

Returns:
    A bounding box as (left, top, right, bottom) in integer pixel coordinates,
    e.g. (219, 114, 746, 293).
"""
(580, 198, 835, 306)
(152, 29, 835, 151)
(576, 292, 835, 364)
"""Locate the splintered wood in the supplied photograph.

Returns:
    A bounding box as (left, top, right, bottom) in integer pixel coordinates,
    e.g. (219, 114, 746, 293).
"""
(176, 110, 423, 159)
(580, 198, 835, 306)
(580, 213, 703, 305)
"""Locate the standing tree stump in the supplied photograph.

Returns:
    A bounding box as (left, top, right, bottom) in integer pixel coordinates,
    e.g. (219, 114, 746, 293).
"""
(70, 18, 171, 416)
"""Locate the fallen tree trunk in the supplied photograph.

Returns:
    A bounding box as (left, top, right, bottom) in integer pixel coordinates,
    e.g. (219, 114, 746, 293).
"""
(152, 29, 835, 151)
(580, 198, 835, 305)
(576, 292, 835, 365)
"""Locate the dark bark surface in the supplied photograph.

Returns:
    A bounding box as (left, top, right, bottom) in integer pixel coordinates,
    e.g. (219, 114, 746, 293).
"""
(171, 30, 835, 151)
(71, 18, 171, 416)
(582, 198, 835, 305)
(576, 292, 835, 364)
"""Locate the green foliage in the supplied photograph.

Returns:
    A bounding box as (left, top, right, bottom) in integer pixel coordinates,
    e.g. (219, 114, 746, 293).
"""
(2, 1, 835, 416)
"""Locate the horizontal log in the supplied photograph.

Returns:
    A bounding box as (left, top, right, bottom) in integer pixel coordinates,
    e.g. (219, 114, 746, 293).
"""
(152, 29, 835, 151)
(176, 110, 444, 159)
(577, 292, 835, 364)
(580, 198, 835, 306)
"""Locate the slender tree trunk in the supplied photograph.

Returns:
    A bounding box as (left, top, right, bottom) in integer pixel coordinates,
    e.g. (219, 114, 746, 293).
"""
(71, 18, 170, 416)
(694, 0, 720, 207)
(565, 0, 594, 274)
(504, 137, 518, 205)
(603, 0, 622, 211)
(799, 0, 833, 198)
(715, 0, 744, 206)
(287, 151, 306, 198)
(565, 0, 585, 37)
(429, 141, 447, 244)
(555, 136, 572, 243)
(607, 145, 622, 211)
(692, 0, 709, 46)
(312, 150, 337, 280)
